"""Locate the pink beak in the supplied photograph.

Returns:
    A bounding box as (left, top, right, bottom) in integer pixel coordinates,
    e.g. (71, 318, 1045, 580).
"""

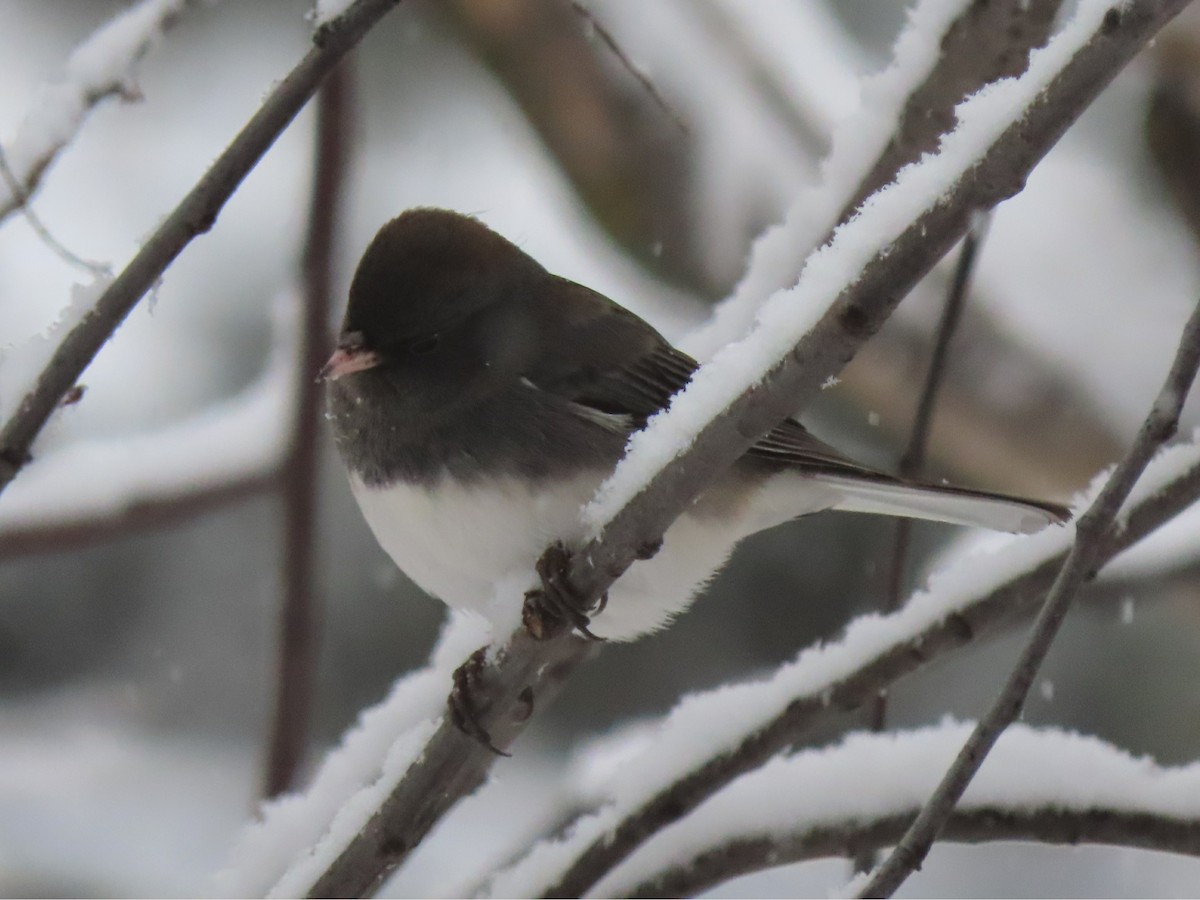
(320, 339, 381, 381)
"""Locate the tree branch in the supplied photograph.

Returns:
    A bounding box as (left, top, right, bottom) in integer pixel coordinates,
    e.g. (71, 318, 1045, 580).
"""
(263, 61, 354, 800)
(0, 469, 277, 560)
(685, 0, 828, 155)
(605, 721, 1200, 897)
(0, 0, 402, 499)
(436, 0, 703, 292)
(628, 806, 1200, 898)
(568, 1, 688, 136)
(838, 0, 1063, 222)
(868, 217, 986, 734)
(858, 298, 1200, 896)
(303, 631, 598, 898)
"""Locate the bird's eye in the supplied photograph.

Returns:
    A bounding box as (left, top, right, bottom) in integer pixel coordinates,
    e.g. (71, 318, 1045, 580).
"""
(409, 334, 439, 354)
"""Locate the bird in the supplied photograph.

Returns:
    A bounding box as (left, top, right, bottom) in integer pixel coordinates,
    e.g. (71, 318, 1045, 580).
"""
(323, 208, 1069, 642)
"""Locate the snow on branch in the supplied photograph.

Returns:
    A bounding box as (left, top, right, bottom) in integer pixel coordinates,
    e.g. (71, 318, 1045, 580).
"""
(682, 0, 1059, 364)
(683, 0, 982, 360)
(607, 723, 1200, 898)
(0, 0, 203, 223)
(0, 288, 296, 558)
(219, 613, 491, 898)
(0, 0, 401, 501)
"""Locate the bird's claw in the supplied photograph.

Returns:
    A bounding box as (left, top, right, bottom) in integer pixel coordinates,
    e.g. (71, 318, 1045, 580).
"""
(522, 542, 608, 642)
(448, 647, 510, 757)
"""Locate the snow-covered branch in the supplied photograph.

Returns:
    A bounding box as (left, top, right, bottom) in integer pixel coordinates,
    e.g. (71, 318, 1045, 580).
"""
(0, 0, 401, 500)
(609, 725, 1200, 898)
(0, 289, 296, 559)
(574, 0, 1174, 572)
(0, 0, 203, 224)
(220, 613, 491, 898)
(295, 629, 595, 899)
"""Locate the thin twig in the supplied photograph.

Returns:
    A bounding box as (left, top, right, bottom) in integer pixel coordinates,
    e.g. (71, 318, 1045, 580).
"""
(0, 471, 276, 560)
(627, 805, 1200, 898)
(263, 62, 353, 800)
(867, 218, 986, 736)
(569, 1, 689, 135)
(856, 222, 984, 876)
(0, 0, 402, 498)
(0, 144, 109, 276)
(859, 291, 1200, 897)
(687, 0, 824, 152)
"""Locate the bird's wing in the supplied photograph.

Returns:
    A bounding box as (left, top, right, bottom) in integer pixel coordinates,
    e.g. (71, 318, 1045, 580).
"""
(523, 277, 883, 475)
(524, 279, 1072, 534)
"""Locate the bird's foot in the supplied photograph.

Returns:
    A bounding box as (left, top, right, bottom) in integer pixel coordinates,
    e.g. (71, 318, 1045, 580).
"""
(448, 647, 510, 757)
(522, 542, 608, 642)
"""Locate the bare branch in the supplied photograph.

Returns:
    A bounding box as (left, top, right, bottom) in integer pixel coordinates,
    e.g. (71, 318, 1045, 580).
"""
(868, 217, 986, 734)
(0, 0, 402, 499)
(845, 302, 1122, 496)
(0, 470, 276, 560)
(0, 144, 108, 275)
(859, 292, 1200, 896)
(436, 0, 703, 292)
(568, 1, 688, 135)
(0, 288, 298, 561)
(628, 806, 1200, 898)
(604, 722, 1200, 896)
(686, 0, 831, 155)
(263, 62, 354, 800)
(858, 220, 985, 874)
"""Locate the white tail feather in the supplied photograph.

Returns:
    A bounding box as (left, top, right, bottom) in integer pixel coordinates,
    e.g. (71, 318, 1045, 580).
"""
(821, 475, 1066, 535)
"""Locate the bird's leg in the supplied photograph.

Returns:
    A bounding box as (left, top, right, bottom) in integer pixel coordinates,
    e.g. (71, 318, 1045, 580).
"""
(523, 541, 608, 642)
(448, 647, 510, 757)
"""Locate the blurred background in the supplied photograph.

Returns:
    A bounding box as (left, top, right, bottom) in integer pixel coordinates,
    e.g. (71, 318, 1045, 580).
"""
(2, 0, 1200, 895)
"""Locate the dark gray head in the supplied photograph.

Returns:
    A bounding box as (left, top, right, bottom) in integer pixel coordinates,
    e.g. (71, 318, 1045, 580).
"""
(323, 208, 549, 392)
(339, 208, 545, 360)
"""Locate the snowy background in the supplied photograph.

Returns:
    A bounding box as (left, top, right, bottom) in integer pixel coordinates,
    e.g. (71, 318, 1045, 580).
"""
(2, 0, 1200, 896)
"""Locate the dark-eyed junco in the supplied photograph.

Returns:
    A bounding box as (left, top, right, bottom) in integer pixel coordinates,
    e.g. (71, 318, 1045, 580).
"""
(324, 208, 1069, 641)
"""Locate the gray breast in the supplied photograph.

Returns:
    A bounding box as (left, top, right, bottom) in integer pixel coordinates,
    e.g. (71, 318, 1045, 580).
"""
(326, 372, 630, 488)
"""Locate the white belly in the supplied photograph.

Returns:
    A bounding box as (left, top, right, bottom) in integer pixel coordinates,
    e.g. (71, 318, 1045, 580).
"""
(349, 472, 594, 612)
(347, 471, 768, 641)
